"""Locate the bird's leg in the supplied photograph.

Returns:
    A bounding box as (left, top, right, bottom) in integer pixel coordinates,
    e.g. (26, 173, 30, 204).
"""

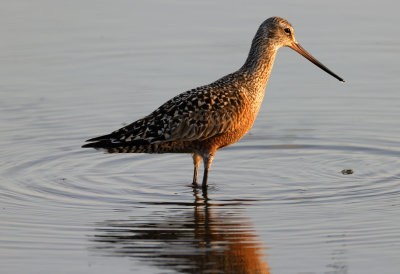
(192, 153, 202, 186)
(201, 151, 215, 191)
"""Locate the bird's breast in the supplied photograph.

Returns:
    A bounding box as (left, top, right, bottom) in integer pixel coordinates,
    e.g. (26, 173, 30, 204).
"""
(211, 88, 266, 150)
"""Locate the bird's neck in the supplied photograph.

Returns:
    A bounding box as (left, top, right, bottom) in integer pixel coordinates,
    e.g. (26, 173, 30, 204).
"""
(239, 35, 278, 92)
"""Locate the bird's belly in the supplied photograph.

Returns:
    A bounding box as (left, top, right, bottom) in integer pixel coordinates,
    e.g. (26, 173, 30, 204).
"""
(211, 109, 258, 150)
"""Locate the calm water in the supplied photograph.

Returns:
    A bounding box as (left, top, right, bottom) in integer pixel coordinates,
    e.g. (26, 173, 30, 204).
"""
(1, 1, 400, 273)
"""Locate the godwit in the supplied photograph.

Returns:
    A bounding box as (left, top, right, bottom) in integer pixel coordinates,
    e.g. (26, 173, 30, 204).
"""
(83, 17, 344, 191)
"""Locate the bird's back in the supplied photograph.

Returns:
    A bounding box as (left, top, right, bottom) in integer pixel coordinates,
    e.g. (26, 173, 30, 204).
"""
(83, 71, 260, 154)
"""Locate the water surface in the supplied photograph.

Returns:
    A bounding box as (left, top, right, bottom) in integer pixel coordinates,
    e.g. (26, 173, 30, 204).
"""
(1, 1, 400, 273)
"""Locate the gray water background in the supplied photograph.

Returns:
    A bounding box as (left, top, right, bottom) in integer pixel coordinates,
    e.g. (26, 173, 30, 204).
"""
(1, 0, 400, 273)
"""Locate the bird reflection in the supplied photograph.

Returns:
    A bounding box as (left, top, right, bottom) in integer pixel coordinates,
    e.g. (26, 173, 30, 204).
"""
(91, 189, 269, 273)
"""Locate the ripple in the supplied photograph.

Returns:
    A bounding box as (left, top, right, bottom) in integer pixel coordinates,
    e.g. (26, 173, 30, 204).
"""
(2, 137, 400, 210)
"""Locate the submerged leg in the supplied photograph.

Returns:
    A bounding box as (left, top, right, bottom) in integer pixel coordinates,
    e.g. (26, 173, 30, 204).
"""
(201, 151, 215, 191)
(192, 153, 202, 186)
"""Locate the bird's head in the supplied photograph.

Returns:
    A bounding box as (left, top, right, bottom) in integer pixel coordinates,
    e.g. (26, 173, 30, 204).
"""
(260, 17, 344, 82)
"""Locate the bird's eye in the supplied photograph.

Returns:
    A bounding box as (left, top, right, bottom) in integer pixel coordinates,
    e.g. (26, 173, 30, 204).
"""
(284, 28, 291, 34)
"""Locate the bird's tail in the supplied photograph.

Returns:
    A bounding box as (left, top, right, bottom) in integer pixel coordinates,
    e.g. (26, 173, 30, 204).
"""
(82, 139, 190, 154)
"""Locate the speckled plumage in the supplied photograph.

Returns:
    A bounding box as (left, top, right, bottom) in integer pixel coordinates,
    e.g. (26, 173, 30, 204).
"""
(83, 17, 343, 191)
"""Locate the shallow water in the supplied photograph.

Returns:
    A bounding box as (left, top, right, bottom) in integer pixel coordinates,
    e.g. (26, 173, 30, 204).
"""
(1, 1, 400, 273)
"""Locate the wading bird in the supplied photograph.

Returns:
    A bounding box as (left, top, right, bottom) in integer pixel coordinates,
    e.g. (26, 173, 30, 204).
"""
(83, 17, 344, 192)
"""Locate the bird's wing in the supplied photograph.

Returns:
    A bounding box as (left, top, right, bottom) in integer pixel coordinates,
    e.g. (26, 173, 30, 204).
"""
(156, 86, 245, 142)
(87, 84, 245, 145)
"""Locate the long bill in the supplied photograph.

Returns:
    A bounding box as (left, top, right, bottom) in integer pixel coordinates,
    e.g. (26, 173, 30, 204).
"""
(289, 42, 344, 82)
